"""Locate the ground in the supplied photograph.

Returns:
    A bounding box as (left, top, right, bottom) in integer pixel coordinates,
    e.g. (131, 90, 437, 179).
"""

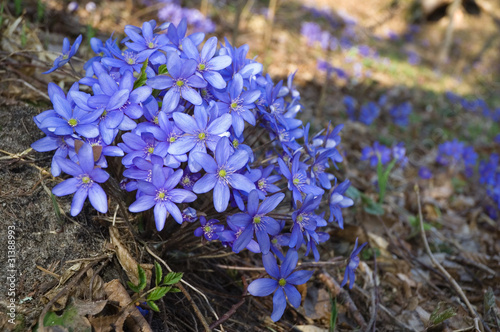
(1, 0, 500, 331)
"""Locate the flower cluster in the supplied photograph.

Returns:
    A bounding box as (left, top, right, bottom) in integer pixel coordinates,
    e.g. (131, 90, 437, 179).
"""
(361, 141, 407, 168)
(436, 139, 477, 176)
(33, 18, 365, 322)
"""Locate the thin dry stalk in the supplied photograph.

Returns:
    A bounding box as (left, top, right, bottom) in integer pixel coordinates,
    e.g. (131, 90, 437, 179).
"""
(415, 185, 483, 332)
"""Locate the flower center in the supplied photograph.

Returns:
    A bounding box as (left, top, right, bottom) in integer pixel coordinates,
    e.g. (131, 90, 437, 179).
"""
(232, 139, 239, 148)
(230, 102, 238, 109)
(148, 146, 155, 154)
(182, 176, 191, 185)
(148, 41, 155, 49)
(278, 278, 286, 287)
(293, 178, 300, 185)
(218, 169, 227, 178)
(153, 116, 159, 124)
(156, 190, 167, 201)
(201, 89, 207, 96)
(101, 110, 108, 118)
(198, 132, 206, 140)
(198, 63, 206, 71)
(253, 216, 261, 224)
(313, 165, 319, 172)
(297, 215, 304, 223)
(68, 118, 78, 127)
(204, 225, 212, 233)
(169, 136, 176, 143)
(127, 58, 134, 65)
(258, 179, 266, 189)
(62, 54, 69, 60)
(176, 80, 185, 87)
(81, 176, 91, 184)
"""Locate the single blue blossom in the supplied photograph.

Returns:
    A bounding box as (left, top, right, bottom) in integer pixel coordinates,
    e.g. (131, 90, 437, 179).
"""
(341, 238, 367, 289)
(129, 164, 197, 230)
(248, 250, 313, 321)
(192, 137, 255, 212)
(43, 35, 82, 74)
(52, 143, 109, 216)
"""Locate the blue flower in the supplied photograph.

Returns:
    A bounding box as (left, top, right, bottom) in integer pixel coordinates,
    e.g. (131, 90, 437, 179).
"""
(341, 238, 367, 289)
(289, 194, 326, 250)
(214, 73, 260, 137)
(229, 190, 284, 254)
(182, 36, 232, 89)
(168, 105, 232, 172)
(147, 52, 207, 113)
(278, 152, 324, 204)
(418, 167, 433, 180)
(359, 101, 380, 125)
(124, 21, 169, 58)
(129, 164, 197, 230)
(390, 102, 412, 127)
(38, 83, 102, 138)
(43, 35, 82, 74)
(194, 216, 224, 241)
(329, 179, 353, 228)
(192, 137, 255, 212)
(52, 143, 109, 216)
(248, 250, 313, 321)
(361, 141, 392, 167)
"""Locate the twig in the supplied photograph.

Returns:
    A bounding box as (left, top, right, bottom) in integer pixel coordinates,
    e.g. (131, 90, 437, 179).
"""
(209, 276, 248, 329)
(415, 185, 483, 332)
(36, 265, 60, 279)
(318, 271, 367, 330)
(143, 243, 219, 331)
(438, 0, 462, 65)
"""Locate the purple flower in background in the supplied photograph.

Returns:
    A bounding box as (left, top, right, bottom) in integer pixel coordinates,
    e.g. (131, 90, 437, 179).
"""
(390, 102, 412, 127)
(341, 238, 367, 289)
(418, 167, 433, 180)
(361, 142, 392, 167)
(52, 143, 109, 216)
(43, 35, 82, 74)
(343, 95, 357, 121)
(359, 101, 380, 125)
(248, 250, 313, 321)
(129, 165, 197, 230)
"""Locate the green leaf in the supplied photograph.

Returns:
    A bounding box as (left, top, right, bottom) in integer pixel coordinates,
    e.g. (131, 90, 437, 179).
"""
(363, 203, 385, 216)
(133, 58, 149, 90)
(345, 186, 361, 201)
(128, 265, 147, 293)
(429, 302, 456, 326)
(154, 261, 162, 287)
(43, 302, 91, 331)
(162, 272, 183, 285)
(147, 300, 160, 312)
(147, 286, 172, 301)
(158, 64, 168, 75)
(329, 296, 337, 332)
(169, 287, 181, 293)
(127, 281, 140, 294)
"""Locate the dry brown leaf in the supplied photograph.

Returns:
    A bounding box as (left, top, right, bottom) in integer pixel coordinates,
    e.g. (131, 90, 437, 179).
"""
(103, 279, 152, 332)
(72, 298, 107, 316)
(88, 315, 122, 332)
(109, 226, 153, 287)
